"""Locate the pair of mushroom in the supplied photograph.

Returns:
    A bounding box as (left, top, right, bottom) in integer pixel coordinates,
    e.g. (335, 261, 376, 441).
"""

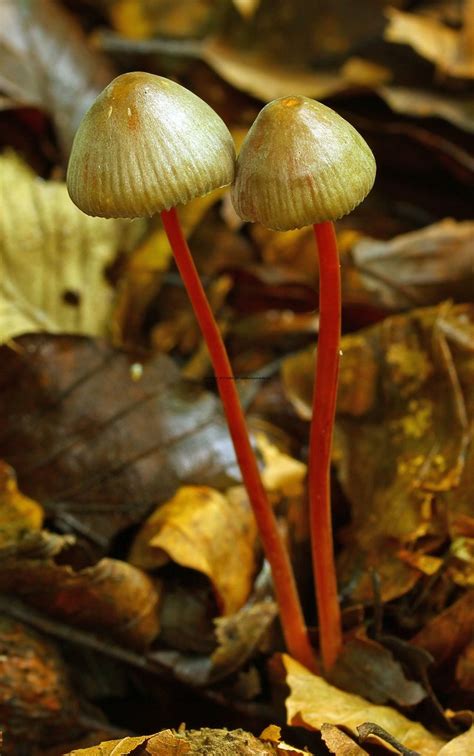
(67, 72, 376, 673)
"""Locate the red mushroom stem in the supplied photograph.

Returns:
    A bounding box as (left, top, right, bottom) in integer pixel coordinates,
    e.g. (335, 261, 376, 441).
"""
(309, 220, 343, 672)
(161, 206, 315, 672)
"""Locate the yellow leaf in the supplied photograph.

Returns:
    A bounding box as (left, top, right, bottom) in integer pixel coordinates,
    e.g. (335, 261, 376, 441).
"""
(0, 153, 141, 343)
(129, 486, 258, 616)
(438, 724, 474, 755)
(282, 655, 445, 755)
(0, 461, 43, 546)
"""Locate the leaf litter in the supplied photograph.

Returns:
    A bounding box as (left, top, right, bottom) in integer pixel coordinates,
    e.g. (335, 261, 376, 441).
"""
(0, 0, 473, 753)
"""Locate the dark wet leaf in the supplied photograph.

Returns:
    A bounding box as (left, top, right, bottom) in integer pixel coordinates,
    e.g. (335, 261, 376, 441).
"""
(412, 590, 474, 668)
(328, 636, 426, 707)
(0, 334, 243, 546)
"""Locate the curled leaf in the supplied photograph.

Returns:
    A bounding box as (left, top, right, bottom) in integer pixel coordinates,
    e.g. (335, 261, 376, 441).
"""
(129, 485, 258, 616)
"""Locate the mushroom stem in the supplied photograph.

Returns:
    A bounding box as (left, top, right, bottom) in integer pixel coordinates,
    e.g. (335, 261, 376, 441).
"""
(161, 206, 315, 672)
(309, 220, 343, 672)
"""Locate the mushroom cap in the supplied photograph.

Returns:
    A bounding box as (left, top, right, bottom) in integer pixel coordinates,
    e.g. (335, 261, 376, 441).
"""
(67, 72, 236, 218)
(232, 96, 376, 231)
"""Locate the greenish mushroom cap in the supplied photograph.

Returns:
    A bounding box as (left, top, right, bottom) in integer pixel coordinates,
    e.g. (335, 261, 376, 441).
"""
(67, 72, 236, 218)
(232, 96, 376, 231)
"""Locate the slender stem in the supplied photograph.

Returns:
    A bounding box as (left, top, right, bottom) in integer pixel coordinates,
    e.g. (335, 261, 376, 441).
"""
(161, 207, 315, 671)
(309, 221, 343, 671)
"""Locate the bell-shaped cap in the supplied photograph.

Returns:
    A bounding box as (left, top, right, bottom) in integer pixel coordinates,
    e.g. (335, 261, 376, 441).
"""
(67, 72, 236, 218)
(232, 96, 376, 231)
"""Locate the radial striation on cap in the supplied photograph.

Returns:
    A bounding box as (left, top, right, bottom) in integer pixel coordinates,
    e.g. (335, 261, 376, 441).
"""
(67, 72, 236, 218)
(232, 96, 376, 231)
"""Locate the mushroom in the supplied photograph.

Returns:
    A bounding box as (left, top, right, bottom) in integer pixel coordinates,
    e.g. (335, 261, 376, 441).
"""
(67, 72, 315, 670)
(232, 95, 376, 671)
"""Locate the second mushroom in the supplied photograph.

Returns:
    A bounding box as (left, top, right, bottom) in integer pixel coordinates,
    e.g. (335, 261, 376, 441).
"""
(232, 95, 376, 671)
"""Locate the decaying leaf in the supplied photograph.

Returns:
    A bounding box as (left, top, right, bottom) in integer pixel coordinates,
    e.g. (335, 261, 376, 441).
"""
(0, 461, 43, 547)
(328, 635, 426, 707)
(64, 728, 284, 755)
(321, 724, 369, 755)
(0, 615, 80, 752)
(0, 544, 160, 650)
(378, 86, 474, 134)
(385, 7, 474, 79)
(412, 590, 474, 668)
(350, 219, 474, 309)
(0, 153, 141, 344)
(0, 0, 113, 156)
(129, 485, 258, 616)
(281, 655, 445, 754)
(0, 334, 245, 545)
(284, 303, 474, 602)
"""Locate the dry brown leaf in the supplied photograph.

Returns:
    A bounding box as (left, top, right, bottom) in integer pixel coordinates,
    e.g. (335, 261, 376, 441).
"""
(0, 0, 113, 156)
(456, 640, 474, 691)
(385, 7, 474, 79)
(321, 724, 369, 755)
(412, 590, 474, 667)
(282, 655, 445, 754)
(0, 461, 43, 546)
(0, 153, 141, 344)
(0, 551, 160, 650)
(129, 485, 258, 615)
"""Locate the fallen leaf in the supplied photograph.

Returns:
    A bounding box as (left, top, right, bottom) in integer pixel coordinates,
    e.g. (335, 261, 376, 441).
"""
(0, 334, 245, 545)
(378, 86, 474, 134)
(212, 599, 278, 676)
(129, 485, 258, 615)
(202, 38, 345, 102)
(0, 615, 80, 751)
(0, 461, 43, 546)
(0, 0, 113, 156)
(350, 220, 474, 310)
(284, 303, 474, 602)
(64, 728, 283, 755)
(456, 640, 474, 691)
(412, 590, 474, 667)
(0, 153, 141, 343)
(437, 724, 474, 755)
(321, 724, 369, 755)
(282, 655, 445, 754)
(0, 546, 160, 650)
(328, 636, 426, 707)
(385, 7, 474, 79)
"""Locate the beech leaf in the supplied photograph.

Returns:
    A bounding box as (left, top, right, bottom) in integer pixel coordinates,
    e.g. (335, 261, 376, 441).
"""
(129, 485, 258, 616)
(282, 655, 445, 755)
(0, 153, 140, 344)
